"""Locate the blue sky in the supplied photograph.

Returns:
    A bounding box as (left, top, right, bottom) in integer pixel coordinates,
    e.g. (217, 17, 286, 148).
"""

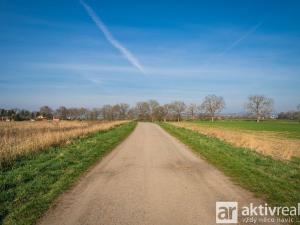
(0, 0, 299, 112)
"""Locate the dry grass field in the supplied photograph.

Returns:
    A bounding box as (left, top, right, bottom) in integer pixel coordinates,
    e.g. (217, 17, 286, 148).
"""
(0, 120, 127, 166)
(171, 122, 300, 160)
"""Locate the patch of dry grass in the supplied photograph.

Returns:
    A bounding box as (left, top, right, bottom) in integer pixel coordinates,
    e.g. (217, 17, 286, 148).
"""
(0, 120, 127, 166)
(170, 122, 300, 160)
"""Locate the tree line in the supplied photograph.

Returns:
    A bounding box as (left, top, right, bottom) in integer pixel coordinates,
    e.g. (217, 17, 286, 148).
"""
(1, 95, 299, 122)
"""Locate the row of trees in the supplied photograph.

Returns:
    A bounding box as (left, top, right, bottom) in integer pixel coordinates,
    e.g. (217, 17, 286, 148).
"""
(36, 96, 226, 122)
(1, 95, 299, 122)
(278, 110, 300, 120)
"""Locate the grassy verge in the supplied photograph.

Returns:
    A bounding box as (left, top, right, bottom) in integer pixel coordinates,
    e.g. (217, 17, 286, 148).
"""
(160, 122, 300, 209)
(0, 122, 136, 225)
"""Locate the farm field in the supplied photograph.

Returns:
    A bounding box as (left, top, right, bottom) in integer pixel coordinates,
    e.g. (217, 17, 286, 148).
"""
(171, 120, 300, 160)
(0, 120, 127, 167)
(193, 120, 300, 139)
(0, 121, 136, 225)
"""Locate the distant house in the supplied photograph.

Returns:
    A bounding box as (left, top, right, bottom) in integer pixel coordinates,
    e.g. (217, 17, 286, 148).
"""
(36, 115, 47, 121)
(1, 116, 11, 122)
(53, 116, 60, 122)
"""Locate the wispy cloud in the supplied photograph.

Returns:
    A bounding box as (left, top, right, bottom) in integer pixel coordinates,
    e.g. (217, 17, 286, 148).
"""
(31, 62, 138, 73)
(79, 0, 145, 73)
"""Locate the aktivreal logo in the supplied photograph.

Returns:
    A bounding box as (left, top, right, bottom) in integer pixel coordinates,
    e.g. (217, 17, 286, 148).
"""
(216, 202, 238, 224)
(216, 202, 300, 224)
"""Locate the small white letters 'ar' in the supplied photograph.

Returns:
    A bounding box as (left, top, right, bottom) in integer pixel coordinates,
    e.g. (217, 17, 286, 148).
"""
(216, 202, 238, 223)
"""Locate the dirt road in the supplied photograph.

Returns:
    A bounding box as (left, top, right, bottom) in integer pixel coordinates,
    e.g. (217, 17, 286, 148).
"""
(38, 122, 270, 225)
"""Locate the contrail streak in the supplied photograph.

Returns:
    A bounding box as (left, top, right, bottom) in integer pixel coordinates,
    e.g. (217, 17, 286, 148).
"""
(79, 0, 145, 73)
(218, 21, 263, 57)
(200, 21, 264, 66)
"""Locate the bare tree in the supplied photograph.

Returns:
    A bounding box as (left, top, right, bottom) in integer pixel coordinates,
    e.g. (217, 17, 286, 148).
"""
(101, 105, 113, 120)
(187, 103, 198, 120)
(56, 106, 68, 120)
(39, 106, 53, 119)
(245, 95, 274, 122)
(162, 104, 172, 122)
(296, 104, 300, 122)
(153, 106, 166, 121)
(148, 100, 160, 122)
(67, 107, 79, 120)
(127, 107, 137, 120)
(119, 103, 130, 119)
(88, 108, 101, 120)
(170, 101, 186, 122)
(112, 104, 121, 120)
(135, 102, 150, 121)
(78, 107, 88, 120)
(200, 95, 225, 122)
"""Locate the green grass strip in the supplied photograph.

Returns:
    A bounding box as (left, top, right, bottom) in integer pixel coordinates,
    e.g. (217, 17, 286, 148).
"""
(0, 122, 136, 225)
(160, 122, 300, 208)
